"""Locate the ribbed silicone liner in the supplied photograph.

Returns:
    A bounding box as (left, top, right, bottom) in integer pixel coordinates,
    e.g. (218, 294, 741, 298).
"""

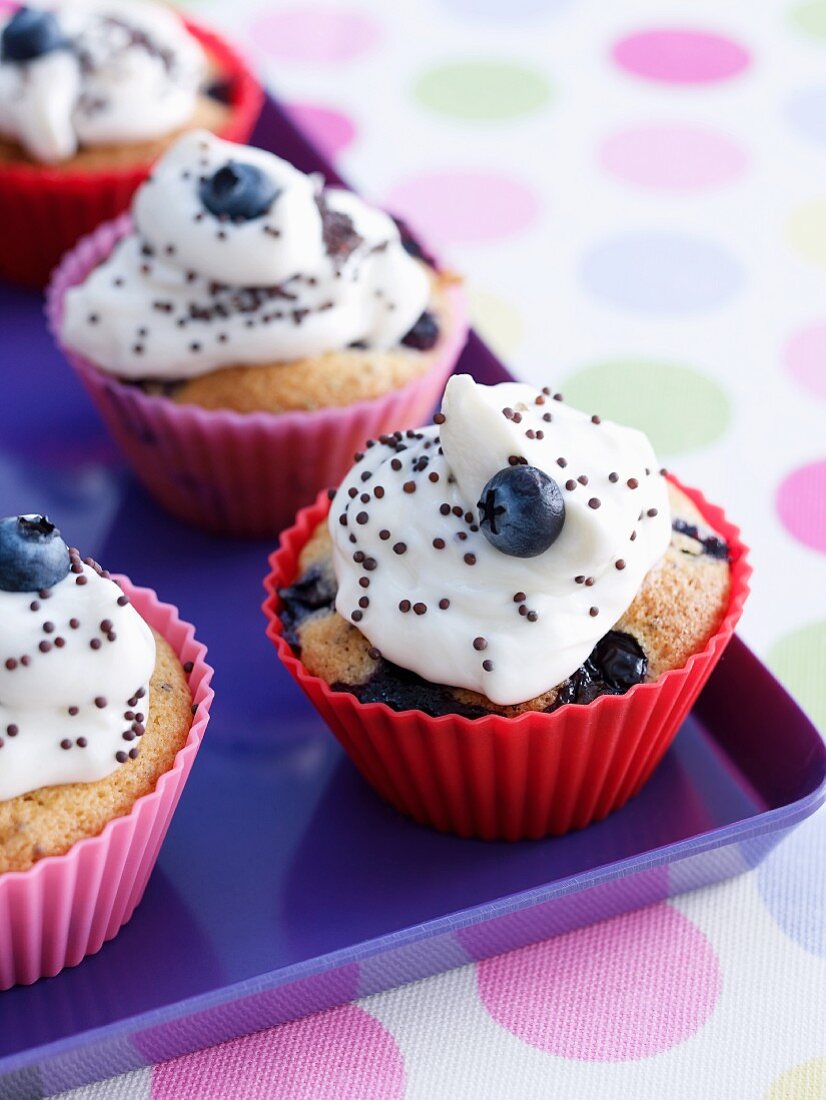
(46, 218, 469, 539)
(0, 17, 263, 288)
(0, 581, 214, 989)
(263, 484, 751, 841)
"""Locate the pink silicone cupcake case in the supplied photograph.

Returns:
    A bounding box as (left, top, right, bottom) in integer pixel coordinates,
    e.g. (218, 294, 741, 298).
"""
(47, 217, 469, 539)
(0, 582, 214, 990)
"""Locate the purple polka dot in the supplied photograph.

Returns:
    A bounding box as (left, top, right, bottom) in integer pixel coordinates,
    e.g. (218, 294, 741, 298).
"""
(777, 461, 826, 554)
(285, 102, 357, 159)
(385, 171, 541, 247)
(250, 9, 382, 64)
(786, 87, 826, 146)
(757, 810, 826, 955)
(477, 904, 720, 1061)
(151, 1004, 404, 1099)
(613, 29, 751, 85)
(601, 125, 748, 191)
(581, 232, 744, 315)
(785, 323, 826, 401)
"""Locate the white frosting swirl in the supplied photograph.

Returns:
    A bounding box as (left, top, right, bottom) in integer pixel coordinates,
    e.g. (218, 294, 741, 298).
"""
(60, 131, 432, 379)
(0, 560, 155, 802)
(329, 376, 672, 706)
(0, 0, 205, 163)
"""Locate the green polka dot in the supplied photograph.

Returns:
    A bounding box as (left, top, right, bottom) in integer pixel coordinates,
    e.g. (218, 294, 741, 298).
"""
(414, 61, 551, 122)
(468, 287, 524, 357)
(791, 1, 826, 39)
(768, 622, 826, 735)
(560, 360, 731, 457)
(788, 201, 826, 265)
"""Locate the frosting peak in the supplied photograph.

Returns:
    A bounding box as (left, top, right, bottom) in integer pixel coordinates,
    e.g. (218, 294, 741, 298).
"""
(60, 130, 432, 379)
(329, 376, 671, 706)
(0, 1, 205, 163)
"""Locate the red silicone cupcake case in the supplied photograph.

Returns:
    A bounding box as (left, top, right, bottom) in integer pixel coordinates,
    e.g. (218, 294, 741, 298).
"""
(263, 480, 751, 841)
(0, 17, 264, 289)
(46, 216, 469, 539)
(0, 581, 214, 989)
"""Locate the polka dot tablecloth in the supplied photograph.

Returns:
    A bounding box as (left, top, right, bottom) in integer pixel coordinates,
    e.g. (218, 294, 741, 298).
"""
(56, 1, 826, 1097)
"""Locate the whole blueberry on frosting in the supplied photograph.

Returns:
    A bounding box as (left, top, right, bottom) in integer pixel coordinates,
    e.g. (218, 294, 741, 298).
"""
(328, 376, 671, 706)
(1, 8, 67, 64)
(0, 0, 205, 163)
(0, 514, 70, 592)
(478, 465, 565, 558)
(199, 161, 280, 222)
(60, 130, 432, 379)
(0, 519, 155, 802)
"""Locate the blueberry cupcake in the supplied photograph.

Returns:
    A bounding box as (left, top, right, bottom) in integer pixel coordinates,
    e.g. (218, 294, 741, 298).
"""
(0, 514, 212, 986)
(264, 376, 749, 840)
(50, 131, 468, 536)
(0, 1, 262, 286)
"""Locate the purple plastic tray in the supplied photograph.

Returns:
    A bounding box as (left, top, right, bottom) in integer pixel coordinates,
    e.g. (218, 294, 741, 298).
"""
(0, 97, 824, 1099)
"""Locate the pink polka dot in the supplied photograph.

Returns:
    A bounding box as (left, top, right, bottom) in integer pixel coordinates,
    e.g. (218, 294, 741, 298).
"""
(285, 103, 357, 159)
(777, 461, 826, 554)
(601, 125, 748, 190)
(250, 9, 382, 64)
(385, 171, 541, 247)
(152, 1004, 404, 1100)
(785, 323, 826, 401)
(613, 29, 751, 85)
(476, 903, 720, 1061)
